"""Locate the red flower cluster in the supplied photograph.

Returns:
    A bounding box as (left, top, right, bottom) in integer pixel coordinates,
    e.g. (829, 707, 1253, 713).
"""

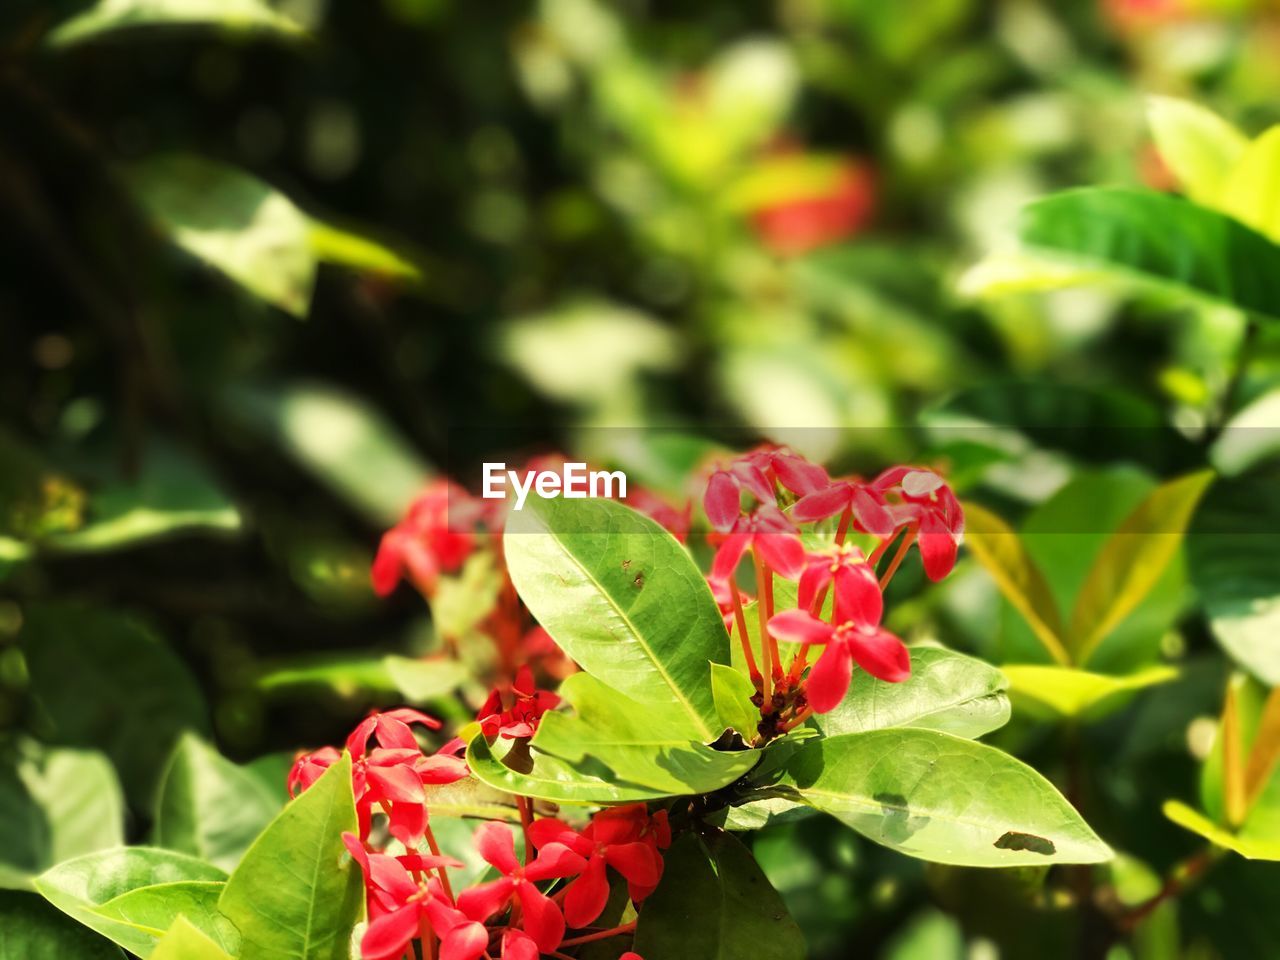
(701, 446, 963, 730)
(750, 156, 875, 257)
(478, 665, 562, 740)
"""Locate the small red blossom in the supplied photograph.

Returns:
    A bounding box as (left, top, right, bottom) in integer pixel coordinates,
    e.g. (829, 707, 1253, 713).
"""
(752, 158, 874, 257)
(871, 467, 964, 582)
(372, 482, 486, 597)
(768, 570, 909, 711)
(791, 477, 894, 536)
(527, 804, 665, 928)
(478, 665, 562, 740)
(710, 504, 805, 582)
(703, 459, 776, 532)
(456, 822, 586, 952)
(797, 544, 876, 615)
(744, 445, 831, 499)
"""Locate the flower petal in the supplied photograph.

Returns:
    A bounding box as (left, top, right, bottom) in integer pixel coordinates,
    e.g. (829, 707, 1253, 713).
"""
(805, 641, 854, 713)
(517, 882, 566, 952)
(603, 841, 660, 887)
(797, 559, 832, 613)
(833, 563, 883, 627)
(768, 609, 835, 646)
(755, 532, 805, 579)
(361, 904, 421, 960)
(474, 821, 521, 875)
(791, 484, 850, 522)
(563, 854, 610, 928)
(848, 627, 911, 683)
(710, 531, 751, 583)
(918, 511, 959, 581)
(440, 921, 490, 960)
(457, 877, 516, 923)
(704, 471, 742, 531)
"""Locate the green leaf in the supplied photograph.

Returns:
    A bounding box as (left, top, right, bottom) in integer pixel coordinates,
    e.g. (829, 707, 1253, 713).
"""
(219, 753, 364, 960)
(222, 383, 430, 525)
(35, 848, 229, 957)
(987, 187, 1280, 321)
(17, 749, 124, 873)
(1001, 664, 1179, 720)
(504, 497, 728, 739)
(307, 220, 421, 280)
(20, 602, 209, 806)
(43, 445, 241, 553)
(633, 831, 806, 960)
(0, 890, 124, 959)
(47, 0, 307, 47)
(1187, 472, 1280, 685)
(773, 730, 1112, 866)
(1164, 800, 1280, 860)
(711, 663, 760, 739)
(151, 917, 234, 960)
(814, 647, 1010, 740)
(126, 155, 316, 316)
(1147, 96, 1248, 205)
(154, 734, 284, 872)
(257, 653, 467, 704)
(962, 503, 1069, 666)
(1211, 388, 1280, 476)
(467, 674, 758, 804)
(1220, 127, 1280, 243)
(1068, 470, 1213, 664)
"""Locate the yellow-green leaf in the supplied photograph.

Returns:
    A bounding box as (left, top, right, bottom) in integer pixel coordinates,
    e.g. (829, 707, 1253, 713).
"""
(1220, 126, 1280, 243)
(1147, 96, 1248, 206)
(1068, 470, 1213, 665)
(152, 917, 234, 960)
(1002, 664, 1179, 720)
(1164, 800, 1280, 861)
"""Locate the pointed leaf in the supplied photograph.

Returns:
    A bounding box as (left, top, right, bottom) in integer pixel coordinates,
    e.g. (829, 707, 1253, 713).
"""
(1147, 96, 1247, 205)
(814, 647, 1010, 740)
(1220, 126, 1280, 242)
(151, 917, 234, 960)
(154, 734, 284, 871)
(219, 754, 363, 960)
(633, 832, 806, 960)
(1068, 470, 1212, 664)
(35, 849, 228, 957)
(1001, 664, 1178, 720)
(1164, 800, 1280, 861)
(957, 502, 1069, 666)
(48, 0, 307, 46)
(504, 497, 728, 739)
(711, 663, 760, 739)
(773, 730, 1112, 866)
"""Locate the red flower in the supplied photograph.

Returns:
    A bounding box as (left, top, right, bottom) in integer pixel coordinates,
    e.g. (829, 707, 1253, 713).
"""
(710, 504, 805, 582)
(478, 665, 562, 740)
(456, 822, 586, 953)
(791, 478, 894, 536)
(871, 467, 964, 582)
(796, 544, 877, 615)
(623, 486, 692, 543)
(703, 459, 776, 532)
(709, 576, 753, 631)
(500, 930, 540, 960)
(746, 446, 831, 499)
(751, 158, 874, 257)
(768, 570, 909, 711)
(343, 834, 484, 960)
(527, 805, 664, 928)
(372, 482, 485, 597)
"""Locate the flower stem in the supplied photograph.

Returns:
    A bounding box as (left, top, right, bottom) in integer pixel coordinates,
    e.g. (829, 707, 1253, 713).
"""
(780, 704, 814, 733)
(878, 525, 917, 590)
(421, 822, 454, 900)
(754, 554, 773, 707)
(1117, 846, 1222, 931)
(560, 921, 638, 947)
(729, 578, 762, 688)
(516, 796, 535, 864)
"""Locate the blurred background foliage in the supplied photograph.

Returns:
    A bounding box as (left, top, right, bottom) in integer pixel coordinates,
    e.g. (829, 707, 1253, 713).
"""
(5, 0, 1280, 956)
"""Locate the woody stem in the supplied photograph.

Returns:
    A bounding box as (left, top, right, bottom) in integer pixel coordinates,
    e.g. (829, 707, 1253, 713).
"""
(421, 823, 454, 900)
(729, 578, 761, 686)
(516, 796, 535, 864)
(781, 704, 814, 733)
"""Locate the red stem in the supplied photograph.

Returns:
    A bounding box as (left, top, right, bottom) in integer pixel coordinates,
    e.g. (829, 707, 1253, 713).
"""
(729, 578, 762, 687)
(559, 921, 638, 947)
(754, 553, 773, 707)
(422, 823, 454, 900)
(516, 796, 534, 864)
(878, 525, 917, 590)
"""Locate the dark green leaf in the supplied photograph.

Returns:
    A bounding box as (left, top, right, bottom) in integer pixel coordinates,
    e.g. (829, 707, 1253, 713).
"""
(0, 890, 124, 959)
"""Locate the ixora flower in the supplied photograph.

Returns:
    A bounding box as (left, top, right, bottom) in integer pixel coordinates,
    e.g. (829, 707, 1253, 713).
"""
(372, 481, 487, 597)
(456, 822, 587, 953)
(768, 566, 909, 711)
(477, 665, 562, 739)
(872, 466, 964, 582)
(709, 504, 806, 581)
(791, 477, 894, 537)
(527, 804, 669, 927)
(703, 445, 828, 532)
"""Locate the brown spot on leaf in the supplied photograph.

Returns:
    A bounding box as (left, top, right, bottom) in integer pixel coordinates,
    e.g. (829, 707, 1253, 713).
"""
(632, 571, 645, 589)
(994, 831, 1056, 855)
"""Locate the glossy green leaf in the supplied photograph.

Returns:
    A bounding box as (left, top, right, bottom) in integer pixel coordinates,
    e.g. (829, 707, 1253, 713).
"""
(962, 503, 1069, 666)
(48, 0, 307, 46)
(1220, 126, 1280, 242)
(1002, 664, 1179, 720)
(307, 220, 421, 280)
(127, 155, 316, 316)
(43, 445, 241, 553)
(504, 497, 728, 739)
(258, 653, 467, 703)
(814, 647, 1009, 739)
(633, 831, 806, 960)
(154, 734, 284, 871)
(0, 890, 124, 959)
(995, 187, 1280, 321)
(1147, 96, 1247, 205)
(35, 849, 229, 957)
(1164, 800, 1280, 860)
(151, 917, 234, 960)
(20, 603, 209, 806)
(531, 673, 758, 793)
(467, 674, 758, 804)
(774, 730, 1112, 866)
(219, 753, 363, 960)
(222, 383, 430, 525)
(19, 749, 124, 873)
(711, 663, 760, 739)
(1188, 473, 1280, 685)
(1068, 470, 1213, 664)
